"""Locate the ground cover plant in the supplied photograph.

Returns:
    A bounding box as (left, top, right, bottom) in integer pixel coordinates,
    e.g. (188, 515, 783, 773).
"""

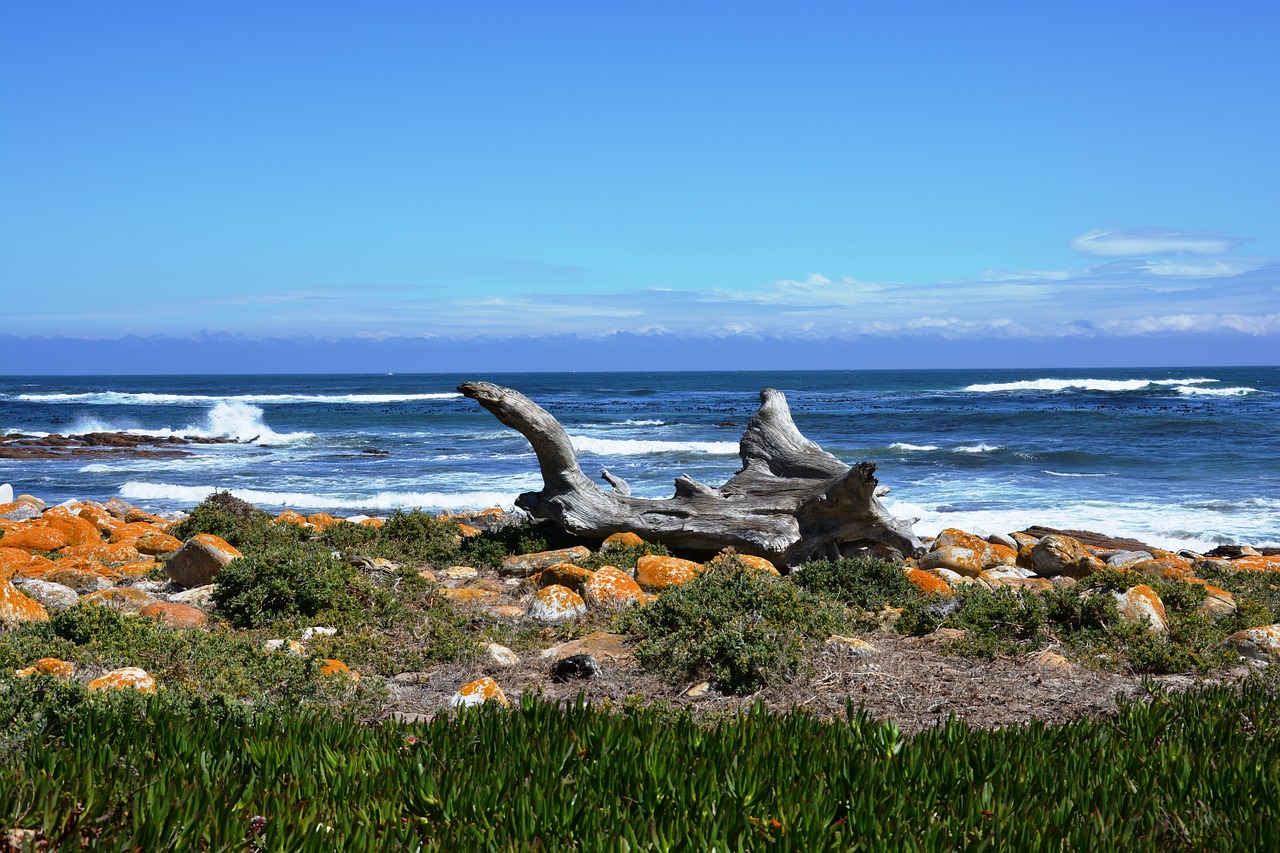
(0, 675, 1277, 850)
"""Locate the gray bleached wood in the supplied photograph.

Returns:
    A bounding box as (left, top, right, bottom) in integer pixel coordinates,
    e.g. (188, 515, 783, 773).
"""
(458, 381, 922, 566)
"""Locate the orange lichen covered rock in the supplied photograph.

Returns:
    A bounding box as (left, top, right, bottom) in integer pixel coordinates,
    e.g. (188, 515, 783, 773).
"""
(43, 514, 103, 548)
(1226, 555, 1280, 572)
(319, 659, 360, 679)
(1114, 584, 1168, 633)
(906, 568, 952, 596)
(135, 529, 182, 556)
(0, 579, 49, 625)
(275, 510, 310, 527)
(14, 657, 75, 679)
(457, 523, 482, 538)
(0, 525, 71, 553)
(921, 546, 985, 577)
(1132, 558, 1192, 581)
(1030, 534, 1107, 578)
(635, 555, 702, 592)
(603, 531, 645, 549)
(0, 547, 36, 579)
(500, 546, 592, 577)
(1222, 624, 1280, 664)
(934, 528, 1017, 569)
(108, 522, 163, 544)
(57, 541, 144, 566)
(530, 563, 595, 593)
(165, 534, 242, 588)
(0, 501, 42, 522)
(82, 587, 156, 615)
(40, 558, 123, 591)
(727, 554, 782, 575)
(583, 566, 644, 608)
(140, 601, 209, 629)
(451, 676, 509, 708)
(359, 517, 384, 528)
(529, 584, 588, 621)
(73, 503, 120, 536)
(11, 554, 55, 579)
(87, 667, 156, 693)
(442, 587, 499, 604)
(124, 507, 166, 525)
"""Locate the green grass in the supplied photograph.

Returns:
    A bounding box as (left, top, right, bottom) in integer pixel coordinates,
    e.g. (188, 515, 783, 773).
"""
(0, 677, 1278, 850)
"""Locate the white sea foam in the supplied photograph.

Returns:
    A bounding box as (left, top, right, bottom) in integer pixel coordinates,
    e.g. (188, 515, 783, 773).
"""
(118, 481, 518, 512)
(889, 442, 940, 452)
(952, 444, 1001, 454)
(963, 377, 1217, 393)
(569, 435, 739, 456)
(1043, 471, 1114, 478)
(613, 419, 666, 426)
(888, 497, 1280, 552)
(16, 391, 461, 405)
(1175, 385, 1259, 397)
(66, 402, 313, 445)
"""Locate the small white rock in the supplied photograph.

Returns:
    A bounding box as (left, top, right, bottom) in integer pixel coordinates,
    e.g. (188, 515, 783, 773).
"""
(483, 642, 520, 668)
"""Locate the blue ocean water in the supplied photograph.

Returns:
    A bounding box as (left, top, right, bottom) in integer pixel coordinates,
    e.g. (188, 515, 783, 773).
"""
(2, 368, 1277, 551)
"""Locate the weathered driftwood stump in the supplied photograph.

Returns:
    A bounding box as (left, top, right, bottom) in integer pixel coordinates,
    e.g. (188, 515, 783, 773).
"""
(459, 382, 922, 567)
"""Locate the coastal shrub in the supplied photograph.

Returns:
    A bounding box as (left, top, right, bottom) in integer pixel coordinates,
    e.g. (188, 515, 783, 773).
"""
(169, 492, 309, 553)
(319, 519, 380, 551)
(616, 561, 845, 694)
(213, 543, 356, 628)
(579, 539, 669, 572)
(371, 509, 464, 564)
(793, 556, 923, 614)
(1195, 562, 1280, 625)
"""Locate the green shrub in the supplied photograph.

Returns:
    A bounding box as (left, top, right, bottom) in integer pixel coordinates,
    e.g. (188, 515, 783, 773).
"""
(170, 492, 309, 553)
(616, 561, 845, 694)
(580, 539, 669, 572)
(213, 543, 356, 628)
(792, 556, 923, 613)
(319, 519, 380, 551)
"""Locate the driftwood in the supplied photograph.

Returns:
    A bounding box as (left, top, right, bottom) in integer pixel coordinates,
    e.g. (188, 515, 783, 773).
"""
(459, 382, 923, 566)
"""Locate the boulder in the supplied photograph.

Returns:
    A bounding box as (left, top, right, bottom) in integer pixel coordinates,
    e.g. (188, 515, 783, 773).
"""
(87, 667, 156, 693)
(1030, 534, 1107, 578)
(529, 584, 587, 622)
(58, 541, 143, 566)
(81, 587, 156, 615)
(1221, 625, 1280, 664)
(602, 531, 644, 549)
(41, 563, 119, 593)
(824, 635, 877, 657)
(540, 631, 634, 664)
(164, 534, 242, 588)
(906, 568, 951, 596)
(441, 587, 499, 604)
(42, 513, 101, 548)
(14, 495, 46, 511)
(0, 579, 49, 625)
(934, 528, 1016, 568)
(1114, 584, 1168, 633)
(439, 565, 478, 580)
(582, 566, 644, 608)
(483, 643, 520, 668)
(451, 677, 509, 708)
(135, 529, 182, 556)
(0, 484, 10, 504)
(319, 659, 359, 679)
(140, 601, 209, 629)
(168, 583, 218, 608)
(551, 653, 601, 682)
(12, 578, 78, 611)
(0, 525, 70, 553)
(635, 555, 702, 591)
(0, 501, 41, 523)
(500, 546, 592, 577)
(529, 562, 595, 593)
(1107, 550, 1153, 569)
(486, 605, 526, 621)
(103, 497, 134, 519)
(14, 657, 75, 679)
(920, 546, 984, 577)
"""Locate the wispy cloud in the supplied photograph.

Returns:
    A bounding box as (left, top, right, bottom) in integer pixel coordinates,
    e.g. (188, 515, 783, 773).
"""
(1070, 227, 1251, 258)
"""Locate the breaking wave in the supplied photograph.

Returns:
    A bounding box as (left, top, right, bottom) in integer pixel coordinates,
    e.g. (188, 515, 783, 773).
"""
(569, 435, 739, 456)
(963, 378, 1217, 393)
(16, 391, 462, 405)
(118, 482, 518, 512)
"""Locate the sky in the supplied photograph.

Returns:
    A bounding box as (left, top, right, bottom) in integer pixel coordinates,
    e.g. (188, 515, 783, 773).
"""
(2, 1, 1278, 372)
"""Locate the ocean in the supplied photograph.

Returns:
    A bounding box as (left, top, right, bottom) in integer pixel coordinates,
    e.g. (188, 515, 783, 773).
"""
(2, 367, 1277, 552)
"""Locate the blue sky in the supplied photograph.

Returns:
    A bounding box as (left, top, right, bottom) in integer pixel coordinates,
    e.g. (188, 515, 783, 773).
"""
(2, 1, 1277, 371)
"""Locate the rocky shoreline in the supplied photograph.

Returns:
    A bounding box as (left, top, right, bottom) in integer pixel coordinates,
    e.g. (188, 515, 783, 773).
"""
(0, 430, 239, 460)
(3, 486, 1279, 728)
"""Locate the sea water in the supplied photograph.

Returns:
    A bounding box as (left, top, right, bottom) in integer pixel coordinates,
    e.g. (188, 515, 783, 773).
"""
(1, 368, 1276, 551)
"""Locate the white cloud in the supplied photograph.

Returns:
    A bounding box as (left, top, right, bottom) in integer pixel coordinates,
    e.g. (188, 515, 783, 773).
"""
(1141, 257, 1271, 277)
(1070, 227, 1250, 257)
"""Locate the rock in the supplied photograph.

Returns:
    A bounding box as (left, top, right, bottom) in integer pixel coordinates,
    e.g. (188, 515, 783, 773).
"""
(87, 667, 156, 693)
(11, 578, 78, 611)
(1114, 584, 1168, 633)
(0, 578, 50, 625)
(124, 507, 165, 525)
(1130, 558, 1192, 581)
(300, 626, 337, 642)
(529, 584, 587, 622)
(168, 583, 217, 608)
(418, 569, 437, 583)
(0, 501, 41, 522)
(103, 497, 133, 519)
(0, 484, 10, 504)
(81, 587, 156, 615)
(824, 635, 877, 656)
(529, 562, 595, 593)
(582, 566, 644, 608)
(1107, 550, 1153, 568)
(486, 605, 526, 621)
(920, 546, 984, 577)
(483, 643, 520, 668)
(1192, 583, 1237, 619)
(135, 529, 182, 556)
(928, 627, 968, 643)
(1022, 526, 1151, 553)
(58, 541, 144, 566)
(602, 531, 644, 549)
(140, 601, 209, 629)
(541, 631, 633, 663)
(635, 555, 702, 591)
(1030, 534, 1107, 578)
(1224, 555, 1280, 572)
(500, 546, 592, 577)
(451, 677, 509, 708)
(0, 525, 70, 553)
(685, 681, 711, 698)
(440, 565, 478, 580)
(1034, 650, 1074, 670)
(551, 653, 601, 682)
(14, 657, 75, 679)
(319, 659, 359, 679)
(990, 576, 1054, 593)
(988, 531, 1018, 550)
(1221, 625, 1280, 664)
(14, 494, 46, 511)
(264, 639, 308, 656)
(934, 528, 1017, 568)
(42, 513, 101, 548)
(723, 553, 781, 575)
(164, 534, 242, 588)
(906, 567, 951, 596)
(40, 564, 118, 593)
(442, 587, 499, 604)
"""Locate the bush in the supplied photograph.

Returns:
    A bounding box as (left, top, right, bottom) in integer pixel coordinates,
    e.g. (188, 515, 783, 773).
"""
(616, 562, 845, 694)
(213, 543, 355, 628)
(792, 556, 923, 613)
(170, 492, 308, 553)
